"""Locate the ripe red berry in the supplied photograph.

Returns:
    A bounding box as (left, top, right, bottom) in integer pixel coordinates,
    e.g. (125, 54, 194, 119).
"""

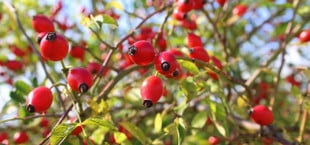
(299, 29, 310, 43)
(181, 19, 197, 30)
(40, 32, 69, 61)
(70, 118, 84, 135)
(26, 86, 53, 113)
(13, 131, 29, 144)
(156, 32, 167, 52)
(187, 33, 203, 48)
(140, 76, 163, 107)
(87, 62, 106, 76)
(286, 75, 301, 87)
(5, 60, 23, 71)
(32, 14, 55, 33)
(70, 45, 85, 61)
(155, 51, 179, 75)
(10, 45, 27, 57)
(208, 136, 220, 145)
(193, 0, 205, 10)
(233, 4, 247, 17)
(250, 105, 274, 125)
(0, 132, 8, 142)
(210, 56, 223, 70)
(169, 48, 184, 57)
(216, 0, 227, 7)
(127, 40, 156, 66)
(40, 117, 50, 127)
(67, 67, 93, 93)
(118, 125, 132, 140)
(207, 71, 219, 81)
(177, 0, 194, 13)
(173, 9, 187, 21)
(189, 47, 210, 62)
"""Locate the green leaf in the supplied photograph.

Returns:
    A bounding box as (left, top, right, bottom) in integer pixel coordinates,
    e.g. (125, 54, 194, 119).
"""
(120, 122, 147, 144)
(114, 132, 127, 143)
(291, 86, 302, 100)
(214, 122, 226, 136)
(154, 113, 162, 133)
(177, 124, 185, 145)
(164, 122, 183, 145)
(178, 60, 199, 74)
(174, 99, 188, 116)
(14, 80, 32, 95)
(191, 111, 207, 129)
(10, 90, 25, 103)
(303, 99, 310, 111)
(50, 124, 76, 145)
(83, 117, 115, 130)
(181, 77, 197, 98)
(92, 15, 118, 28)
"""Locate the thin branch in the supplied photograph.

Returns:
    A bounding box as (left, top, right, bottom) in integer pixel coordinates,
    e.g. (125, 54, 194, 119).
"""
(271, 0, 301, 109)
(0, 114, 61, 124)
(89, 27, 115, 49)
(97, 65, 144, 101)
(201, 8, 229, 61)
(39, 104, 74, 145)
(177, 57, 253, 99)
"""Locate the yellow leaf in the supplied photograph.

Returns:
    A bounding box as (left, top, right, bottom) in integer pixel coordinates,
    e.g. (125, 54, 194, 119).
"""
(106, 1, 124, 11)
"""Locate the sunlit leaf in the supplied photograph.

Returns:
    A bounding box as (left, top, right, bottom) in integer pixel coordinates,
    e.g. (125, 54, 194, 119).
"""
(178, 60, 199, 74)
(214, 122, 226, 136)
(106, 0, 124, 10)
(50, 124, 75, 145)
(154, 113, 162, 133)
(120, 122, 146, 144)
(83, 117, 115, 130)
(191, 111, 207, 129)
(114, 132, 127, 143)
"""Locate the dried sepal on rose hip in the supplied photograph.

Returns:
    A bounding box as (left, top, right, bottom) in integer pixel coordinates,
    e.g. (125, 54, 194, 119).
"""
(154, 51, 179, 75)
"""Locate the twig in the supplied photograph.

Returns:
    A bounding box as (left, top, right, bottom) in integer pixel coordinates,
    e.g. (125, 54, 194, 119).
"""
(177, 57, 253, 99)
(39, 104, 74, 145)
(97, 65, 144, 101)
(0, 114, 61, 124)
(270, 0, 301, 109)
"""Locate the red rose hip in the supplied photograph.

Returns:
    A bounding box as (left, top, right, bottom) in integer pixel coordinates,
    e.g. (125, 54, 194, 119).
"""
(26, 86, 53, 113)
(67, 67, 93, 93)
(127, 40, 155, 66)
(32, 14, 55, 33)
(155, 51, 179, 75)
(250, 105, 274, 125)
(140, 76, 163, 107)
(13, 131, 29, 144)
(40, 32, 69, 61)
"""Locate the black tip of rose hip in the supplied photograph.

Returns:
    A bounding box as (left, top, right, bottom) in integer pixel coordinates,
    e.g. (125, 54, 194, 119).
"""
(248, 109, 253, 116)
(79, 83, 89, 93)
(128, 46, 137, 56)
(189, 49, 194, 53)
(37, 37, 42, 44)
(161, 62, 170, 71)
(172, 70, 179, 77)
(46, 32, 57, 41)
(184, 0, 189, 4)
(143, 100, 153, 108)
(27, 104, 35, 113)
